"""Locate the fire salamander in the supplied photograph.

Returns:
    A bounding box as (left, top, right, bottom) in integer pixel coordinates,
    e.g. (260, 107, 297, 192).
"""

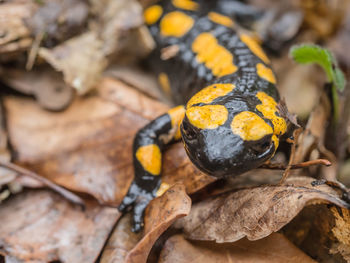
(119, 0, 292, 232)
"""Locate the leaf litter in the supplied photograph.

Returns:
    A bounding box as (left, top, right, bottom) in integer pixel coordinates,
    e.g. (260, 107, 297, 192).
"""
(1, 0, 350, 262)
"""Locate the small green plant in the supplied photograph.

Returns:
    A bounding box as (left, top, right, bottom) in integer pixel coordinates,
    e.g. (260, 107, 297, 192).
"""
(34, 0, 44, 5)
(290, 44, 346, 123)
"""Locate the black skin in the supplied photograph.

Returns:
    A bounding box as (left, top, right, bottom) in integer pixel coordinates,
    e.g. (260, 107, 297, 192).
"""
(118, 113, 174, 232)
(119, 0, 289, 232)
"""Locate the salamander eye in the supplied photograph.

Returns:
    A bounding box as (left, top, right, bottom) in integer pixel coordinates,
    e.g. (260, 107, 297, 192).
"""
(250, 137, 272, 154)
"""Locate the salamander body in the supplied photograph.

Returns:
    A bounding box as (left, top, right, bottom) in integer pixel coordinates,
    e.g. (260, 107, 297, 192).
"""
(119, 0, 290, 232)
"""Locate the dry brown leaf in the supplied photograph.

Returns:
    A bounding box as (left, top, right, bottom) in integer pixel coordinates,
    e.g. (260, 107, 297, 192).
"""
(37, 0, 145, 95)
(124, 184, 191, 263)
(329, 2, 350, 68)
(39, 32, 107, 95)
(1, 68, 74, 111)
(282, 202, 350, 262)
(300, 0, 347, 38)
(0, 190, 120, 262)
(91, 0, 144, 56)
(4, 77, 212, 205)
(105, 65, 165, 102)
(159, 233, 315, 263)
(101, 184, 190, 263)
(330, 207, 350, 261)
(25, 0, 88, 46)
(100, 213, 143, 263)
(0, 1, 36, 56)
(178, 176, 350, 243)
(0, 101, 20, 202)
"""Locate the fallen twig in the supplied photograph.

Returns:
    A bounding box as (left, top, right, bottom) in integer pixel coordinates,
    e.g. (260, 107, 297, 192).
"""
(0, 159, 85, 206)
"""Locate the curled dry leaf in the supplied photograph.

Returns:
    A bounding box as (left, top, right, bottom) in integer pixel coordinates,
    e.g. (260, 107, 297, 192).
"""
(101, 184, 191, 263)
(39, 32, 107, 95)
(178, 176, 350, 243)
(159, 233, 315, 263)
(38, 0, 146, 95)
(1, 68, 74, 111)
(4, 77, 212, 205)
(100, 213, 143, 263)
(0, 190, 120, 262)
(125, 184, 191, 263)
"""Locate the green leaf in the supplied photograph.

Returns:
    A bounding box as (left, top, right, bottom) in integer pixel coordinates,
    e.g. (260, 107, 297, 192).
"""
(290, 44, 346, 92)
(333, 68, 346, 92)
(290, 44, 347, 124)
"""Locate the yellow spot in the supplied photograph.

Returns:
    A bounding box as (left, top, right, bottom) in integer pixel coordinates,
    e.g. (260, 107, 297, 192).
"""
(156, 182, 170, 197)
(160, 11, 194, 37)
(231, 111, 273, 141)
(158, 73, 171, 96)
(172, 0, 199, 11)
(136, 144, 161, 175)
(256, 63, 276, 84)
(208, 12, 234, 28)
(144, 5, 163, 25)
(186, 105, 228, 129)
(256, 92, 287, 136)
(168, 105, 186, 140)
(240, 34, 270, 64)
(187, 83, 235, 108)
(192, 32, 238, 77)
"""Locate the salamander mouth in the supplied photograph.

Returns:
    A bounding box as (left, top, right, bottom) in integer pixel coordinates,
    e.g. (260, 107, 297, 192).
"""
(255, 142, 275, 161)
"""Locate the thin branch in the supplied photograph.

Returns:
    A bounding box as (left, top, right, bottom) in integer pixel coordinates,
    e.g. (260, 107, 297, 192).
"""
(0, 160, 85, 206)
(260, 158, 331, 170)
(278, 128, 303, 184)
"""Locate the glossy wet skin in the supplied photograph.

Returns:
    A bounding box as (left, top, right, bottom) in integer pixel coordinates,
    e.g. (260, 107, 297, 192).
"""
(181, 100, 277, 177)
(119, 0, 291, 232)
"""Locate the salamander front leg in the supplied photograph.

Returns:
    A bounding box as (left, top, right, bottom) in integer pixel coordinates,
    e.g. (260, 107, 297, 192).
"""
(119, 174, 160, 232)
(118, 106, 185, 232)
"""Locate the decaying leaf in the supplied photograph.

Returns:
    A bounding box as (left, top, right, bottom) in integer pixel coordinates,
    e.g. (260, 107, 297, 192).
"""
(100, 184, 190, 263)
(100, 213, 143, 263)
(4, 77, 212, 206)
(125, 184, 191, 263)
(1, 68, 74, 111)
(37, 0, 147, 95)
(330, 207, 350, 261)
(299, 0, 347, 38)
(282, 203, 350, 262)
(0, 1, 36, 58)
(91, 0, 145, 56)
(25, 0, 89, 46)
(329, 2, 350, 68)
(159, 233, 315, 263)
(0, 190, 120, 262)
(178, 176, 350, 243)
(105, 65, 165, 102)
(0, 100, 19, 203)
(39, 32, 107, 95)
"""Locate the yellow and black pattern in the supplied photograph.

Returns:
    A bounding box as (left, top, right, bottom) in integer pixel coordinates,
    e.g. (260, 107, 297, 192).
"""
(119, 0, 291, 232)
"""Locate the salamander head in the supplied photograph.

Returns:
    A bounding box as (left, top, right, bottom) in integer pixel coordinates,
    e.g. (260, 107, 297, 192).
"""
(181, 108, 280, 178)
